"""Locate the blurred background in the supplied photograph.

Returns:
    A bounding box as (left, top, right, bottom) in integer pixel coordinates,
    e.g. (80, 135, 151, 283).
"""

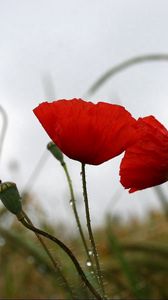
(0, 0, 168, 298)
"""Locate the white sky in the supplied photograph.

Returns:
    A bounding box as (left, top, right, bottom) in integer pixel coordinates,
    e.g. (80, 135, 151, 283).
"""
(0, 0, 168, 227)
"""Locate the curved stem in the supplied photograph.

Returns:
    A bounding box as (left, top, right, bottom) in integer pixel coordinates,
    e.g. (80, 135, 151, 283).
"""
(21, 210, 74, 299)
(61, 162, 97, 273)
(17, 214, 102, 300)
(85, 53, 168, 96)
(81, 163, 106, 298)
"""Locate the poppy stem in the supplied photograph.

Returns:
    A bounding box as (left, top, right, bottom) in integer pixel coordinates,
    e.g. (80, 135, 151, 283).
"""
(61, 162, 89, 253)
(81, 163, 106, 299)
(61, 162, 97, 279)
(17, 212, 103, 300)
(21, 210, 74, 299)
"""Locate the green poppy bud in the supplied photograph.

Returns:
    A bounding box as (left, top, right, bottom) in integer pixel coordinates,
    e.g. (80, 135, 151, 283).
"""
(47, 141, 64, 164)
(0, 182, 22, 215)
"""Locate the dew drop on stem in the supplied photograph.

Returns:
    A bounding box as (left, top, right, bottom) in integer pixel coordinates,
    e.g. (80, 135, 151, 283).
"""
(69, 199, 73, 206)
(86, 260, 92, 267)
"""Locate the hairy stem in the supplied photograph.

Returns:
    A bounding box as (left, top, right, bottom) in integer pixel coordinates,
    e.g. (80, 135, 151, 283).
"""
(62, 162, 89, 252)
(61, 162, 97, 274)
(81, 163, 106, 298)
(17, 213, 102, 300)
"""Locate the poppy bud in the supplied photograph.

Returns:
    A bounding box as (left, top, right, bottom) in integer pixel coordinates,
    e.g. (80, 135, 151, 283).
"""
(47, 141, 64, 164)
(0, 182, 22, 215)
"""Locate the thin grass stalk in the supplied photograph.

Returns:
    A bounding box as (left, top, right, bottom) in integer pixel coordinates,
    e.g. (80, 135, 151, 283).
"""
(106, 220, 148, 300)
(23, 150, 48, 193)
(0, 225, 59, 276)
(21, 210, 74, 298)
(0, 105, 8, 162)
(85, 53, 168, 96)
(154, 186, 168, 219)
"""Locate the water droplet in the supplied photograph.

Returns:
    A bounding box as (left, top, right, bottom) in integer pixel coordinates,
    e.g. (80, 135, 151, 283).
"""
(86, 260, 92, 267)
(90, 271, 94, 274)
(88, 250, 93, 256)
(69, 200, 73, 206)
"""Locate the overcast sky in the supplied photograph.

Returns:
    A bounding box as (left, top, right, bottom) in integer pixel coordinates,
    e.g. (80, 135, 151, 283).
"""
(0, 0, 168, 227)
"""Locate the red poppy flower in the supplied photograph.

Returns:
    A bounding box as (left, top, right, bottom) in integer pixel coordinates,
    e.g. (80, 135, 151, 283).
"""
(120, 116, 168, 192)
(33, 98, 136, 165)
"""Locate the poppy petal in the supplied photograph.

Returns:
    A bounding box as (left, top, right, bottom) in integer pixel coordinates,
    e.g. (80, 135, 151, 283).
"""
(33, 98, 136, 165)
(120, 116, 168, 192)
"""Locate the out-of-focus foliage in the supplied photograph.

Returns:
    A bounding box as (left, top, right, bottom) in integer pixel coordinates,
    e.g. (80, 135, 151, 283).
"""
(0, 198, 168, 299)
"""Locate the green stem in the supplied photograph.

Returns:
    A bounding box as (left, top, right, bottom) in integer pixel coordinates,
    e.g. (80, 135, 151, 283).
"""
(62, 162, 89, 253)
(17, 213, 102, 300)
(61, 162, 98, 280)
(81, 163, 106, 298)
(21, 210, 74, 299)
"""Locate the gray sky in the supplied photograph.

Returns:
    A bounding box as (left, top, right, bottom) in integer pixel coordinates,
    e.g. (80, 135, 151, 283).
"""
(0, 0, 168, 227)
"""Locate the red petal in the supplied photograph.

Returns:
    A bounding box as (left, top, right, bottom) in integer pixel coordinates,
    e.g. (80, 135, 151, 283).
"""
(120, 116, 168, 192)
(33, 98, 136, 165)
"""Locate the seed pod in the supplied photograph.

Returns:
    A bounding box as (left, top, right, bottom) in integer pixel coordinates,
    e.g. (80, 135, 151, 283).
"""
(0, 182, 22, 215)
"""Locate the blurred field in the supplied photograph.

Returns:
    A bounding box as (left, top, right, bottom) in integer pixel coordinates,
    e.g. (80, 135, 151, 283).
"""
(0, 196, 168, 299)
